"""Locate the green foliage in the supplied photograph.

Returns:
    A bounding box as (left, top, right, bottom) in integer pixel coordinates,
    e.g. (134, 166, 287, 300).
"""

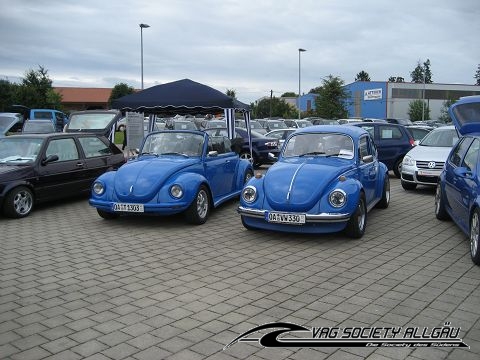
(410, 59, 432, 84)
(388, 76, 405, 83)
(15, 66, 63, 110)
(314, 75, 349, 119)
(438, 98, 457, 123)
(408, 99, 430, 121)
(281, 92, 297, 97)
(252, 97, 297, 118)
(226, 88, 236, 99)
(0, 79, 19, 112)
(475, 64, 480, 86)
(109, 83, 135, 106)
(355, 71, 370, 81)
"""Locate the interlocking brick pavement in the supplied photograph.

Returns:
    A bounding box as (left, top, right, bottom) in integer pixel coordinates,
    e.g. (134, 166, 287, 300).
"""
(1, 175, 479, 360)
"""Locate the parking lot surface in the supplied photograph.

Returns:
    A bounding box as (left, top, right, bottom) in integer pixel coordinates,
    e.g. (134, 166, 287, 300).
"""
(1, 175, 479, 360)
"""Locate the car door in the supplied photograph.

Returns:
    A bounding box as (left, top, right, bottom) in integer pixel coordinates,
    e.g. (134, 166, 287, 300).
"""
(358, 135, 377, 204)
(204, 136, 238, 198)
(35, 137, 87, 201)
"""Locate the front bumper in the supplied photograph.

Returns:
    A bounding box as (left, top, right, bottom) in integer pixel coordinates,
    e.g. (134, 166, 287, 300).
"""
(238, 206, 350, 223)
(402, 164, 441, 186)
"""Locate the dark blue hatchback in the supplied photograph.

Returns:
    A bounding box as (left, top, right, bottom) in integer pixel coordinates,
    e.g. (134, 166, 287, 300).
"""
(353, 122, 415, 177)
(435, 95, 480, 265)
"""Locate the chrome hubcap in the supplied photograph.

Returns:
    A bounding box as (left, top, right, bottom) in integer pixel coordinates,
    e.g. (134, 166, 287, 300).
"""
(196, 190, 208, 219)
(14, 190, 33, 215)
(357, 201, 366, 230)
(471, 212, 479, 257)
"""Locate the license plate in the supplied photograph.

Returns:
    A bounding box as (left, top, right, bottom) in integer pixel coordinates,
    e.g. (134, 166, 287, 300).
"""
(113, 203, 144, 212)
(266, 211, 306, 224)
(418, 170, 439, 176)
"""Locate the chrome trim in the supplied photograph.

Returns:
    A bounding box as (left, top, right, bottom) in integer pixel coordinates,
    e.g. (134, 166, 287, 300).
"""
(237, 206, 350, 223)
(287, 162, 306, 201)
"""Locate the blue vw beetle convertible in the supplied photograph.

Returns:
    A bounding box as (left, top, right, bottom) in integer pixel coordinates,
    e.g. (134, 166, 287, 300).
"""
(238, 125, 390, 238)
(89, 130, 253, 224)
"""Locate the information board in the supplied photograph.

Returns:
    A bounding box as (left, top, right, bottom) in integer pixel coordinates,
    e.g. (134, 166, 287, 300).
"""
(126, 112, 144, 150)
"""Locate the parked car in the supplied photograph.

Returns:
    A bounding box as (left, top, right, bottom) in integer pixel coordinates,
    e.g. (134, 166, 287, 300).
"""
(265, 128, 296, 146)
(22, 119, 56, 134)
(204, 127, 280, 167)
(337, 118, 363, 125)
(401, 125, 459, 190)
(89, 130, 253, 224)
(385, 118, 413, 126)
(435, 95, 480, 265)
(196, 119, 226, 130)
(0, 113, 24, 137)
(65, 110, 123, 141)
(353, 122, 415, 177)
(260, 119, 288, 132)
(283, 119, 313, 128)
(309, 118, 341, 126)
(164, 119, 198, 130)
(235, 119, 267, 134)
(0, 133, 125, 218)
(405, 125, 434, 143)
(238, 125, 390, 238)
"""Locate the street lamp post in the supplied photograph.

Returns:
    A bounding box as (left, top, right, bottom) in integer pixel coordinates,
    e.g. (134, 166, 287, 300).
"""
(298, 48, 306, 120)
(139, 23, 150, 90)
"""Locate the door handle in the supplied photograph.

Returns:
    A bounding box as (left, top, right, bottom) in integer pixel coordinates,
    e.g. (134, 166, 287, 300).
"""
(76, 162, 84, 167)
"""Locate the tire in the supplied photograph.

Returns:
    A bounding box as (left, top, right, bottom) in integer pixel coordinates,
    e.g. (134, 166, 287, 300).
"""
(434, 183, 450, 220)
(393, 158, 403, 178)
(240, 151, 261, 168)
(3, 186, 34, 218)
(185, 185, 211, 225)
(97, 209, 120, 220)
(345, 194, 367, 238)
(401, 180, 417, 191)
(376, 175, 390, 209)
(244, 169, 253, 185)
(470, 209, 480, 265)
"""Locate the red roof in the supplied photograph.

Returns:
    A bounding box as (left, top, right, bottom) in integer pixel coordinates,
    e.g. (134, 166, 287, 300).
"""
(54, 87, 112, 103)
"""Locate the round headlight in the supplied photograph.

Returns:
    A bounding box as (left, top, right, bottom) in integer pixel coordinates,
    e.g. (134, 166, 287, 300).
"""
(93, 182, 104, 195)
(402, 155, 414, 166)
(329, 189, 347, 208)
(170, 184, 183, 198)
(242, 185, 257, 203)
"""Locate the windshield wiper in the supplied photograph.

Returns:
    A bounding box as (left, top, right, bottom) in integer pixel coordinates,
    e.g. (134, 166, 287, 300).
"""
(299, 151, 326, 157)
(140, 152, 159, 157)
(160, 152, 189, 158)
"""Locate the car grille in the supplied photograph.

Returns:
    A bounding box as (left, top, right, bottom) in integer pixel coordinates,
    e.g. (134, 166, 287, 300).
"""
(416, 161, 444, 170)
(416, 175, 438, 184)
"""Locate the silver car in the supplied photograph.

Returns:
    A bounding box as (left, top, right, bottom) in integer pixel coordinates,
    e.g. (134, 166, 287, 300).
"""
(401, 125, 459, 190)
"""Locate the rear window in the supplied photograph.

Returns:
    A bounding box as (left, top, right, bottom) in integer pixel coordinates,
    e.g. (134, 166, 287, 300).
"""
(379, 126, 403, 140)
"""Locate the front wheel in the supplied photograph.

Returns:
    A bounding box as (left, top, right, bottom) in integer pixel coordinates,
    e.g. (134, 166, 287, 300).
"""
(97, 209, 120, 220)
(470, 209, 480, 265)
(3, 186, 34, 218)
(345, 194, 367, 238)
(393, 158, 403, 178)
(185, 185, 211, 225)
(434, 183, 449, 220)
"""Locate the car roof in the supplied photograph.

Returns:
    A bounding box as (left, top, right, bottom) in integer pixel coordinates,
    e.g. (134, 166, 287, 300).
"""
(295, 125, 369, 138)
(449, 95, 480, 136)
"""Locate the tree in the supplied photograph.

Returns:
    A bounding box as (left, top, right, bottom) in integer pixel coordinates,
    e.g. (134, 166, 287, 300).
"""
(438, 98, 457, 123)
(252, 97, 297, 118)
(410, 59, 432, 84)
(314, 75, 349, 119)
(355, 71, 370, 82)
(109, 83, 135, 106)
(408, 99, 430, 121)
(281, 92, 297, 97)
(226, 88, 236, 99)
(0, 79, 18, 112)
(388, 76, 405, 83)
(475, 64, 480, 86)
(15, 66, 62, 109)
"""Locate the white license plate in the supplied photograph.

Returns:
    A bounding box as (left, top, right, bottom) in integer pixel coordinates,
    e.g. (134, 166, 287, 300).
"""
(113, 203, 144, 212)
(266, 211, 306, 224)
(418, 170, 439, 176)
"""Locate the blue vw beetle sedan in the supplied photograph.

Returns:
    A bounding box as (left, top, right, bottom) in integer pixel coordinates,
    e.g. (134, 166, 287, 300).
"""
(238, 125, 390, 238)
(435, 95, 480, 265)
(90, 130, 253, 224)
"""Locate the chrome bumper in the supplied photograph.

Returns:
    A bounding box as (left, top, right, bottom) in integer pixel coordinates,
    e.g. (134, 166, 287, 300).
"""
(237, 206, 350, 223)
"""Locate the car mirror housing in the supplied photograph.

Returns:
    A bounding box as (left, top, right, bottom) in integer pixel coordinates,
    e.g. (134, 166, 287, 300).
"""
(41, 154, 59, 165)
(208, 150, 218, 157)
(362, 155, 374, 163)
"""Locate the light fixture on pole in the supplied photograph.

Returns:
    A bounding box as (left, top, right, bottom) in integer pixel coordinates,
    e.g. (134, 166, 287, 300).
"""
(298, 48, 306, 120)
(139, 23, 150, 90)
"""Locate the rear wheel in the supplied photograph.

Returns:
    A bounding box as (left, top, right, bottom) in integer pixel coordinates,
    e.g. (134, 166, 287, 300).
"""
(3, 186, 34, 218)
(185, 185, 210, 224)
(97, 209, 120, 220)
(434, 183, 449, 220)
(376, 175, 390, 208)
(401, 180, 417, 191)
(244, 169, 253, 185)
(470, 209, 480, 265)
(345, 194, 367, 238)
(393, 158, 403, 178)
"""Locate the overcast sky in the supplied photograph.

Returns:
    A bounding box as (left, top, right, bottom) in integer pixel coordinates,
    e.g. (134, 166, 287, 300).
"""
(1, 0, 479, 104)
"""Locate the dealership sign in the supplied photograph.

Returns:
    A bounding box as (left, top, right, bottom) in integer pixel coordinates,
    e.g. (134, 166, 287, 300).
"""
(364, 88, 382, 100)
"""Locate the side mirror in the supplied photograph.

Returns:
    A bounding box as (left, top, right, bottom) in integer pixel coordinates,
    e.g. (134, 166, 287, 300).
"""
(41, 154, 59, 165)
(454, 167, 472, 178)
(208, 150, 218, 157)
(362, 154, 374, 163)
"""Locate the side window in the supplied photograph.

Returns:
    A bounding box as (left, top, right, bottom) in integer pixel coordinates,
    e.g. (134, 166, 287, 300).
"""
(78, 137, 112, 158)
(360, 125, 374, 137)
(449, 137, 473, 167)
(462, 139, 480, 172)
(46, 138, 79, 161)
(208, 136, 227, 154)
(359, 137, 369, 160)
(379, 126, 402, 140)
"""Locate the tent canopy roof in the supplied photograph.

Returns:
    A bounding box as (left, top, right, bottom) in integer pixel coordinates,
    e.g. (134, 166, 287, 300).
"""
(112, 79, 250, 115)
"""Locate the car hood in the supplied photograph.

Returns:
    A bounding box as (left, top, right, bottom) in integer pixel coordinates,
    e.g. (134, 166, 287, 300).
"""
(263, 159, 354, 211)
(449, 96, 480, 136)
(0, 164, 33, 181)
(405, 145, 453, 162)
(114, 156, 199, 202)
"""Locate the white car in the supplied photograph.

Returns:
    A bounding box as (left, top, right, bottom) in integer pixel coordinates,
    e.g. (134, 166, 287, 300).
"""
(401, 125, 459, 190)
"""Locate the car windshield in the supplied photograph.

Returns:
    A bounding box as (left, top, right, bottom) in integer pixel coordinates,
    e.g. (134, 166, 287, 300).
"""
(0, 137, 44, 163)
(419, 128, 458, 147)
(68, 113, 117, 130)
(297, 120, 313, 128)
(283, 133, 354, 159)
(0, 116, 20, 133)
(268, 121, 287, 130)
(23, 121, 55, 133)
(142, 131, 204, 156)
(452, 101, 480, 127)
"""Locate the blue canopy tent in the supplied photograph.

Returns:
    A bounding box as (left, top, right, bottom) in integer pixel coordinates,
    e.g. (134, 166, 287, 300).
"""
(111, 78, 252, 141)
